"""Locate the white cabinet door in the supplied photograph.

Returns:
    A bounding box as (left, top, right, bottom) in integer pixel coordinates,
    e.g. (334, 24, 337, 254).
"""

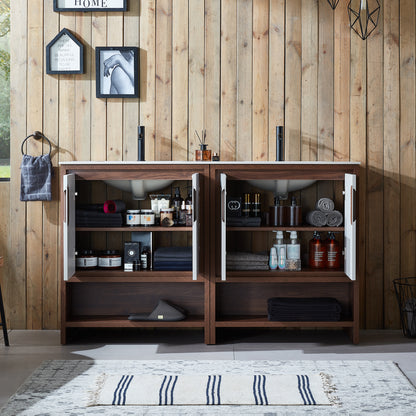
(221, 173, 227, 281)
(344, 173, 357, 281)
(192, 173, 200, 281)
(63, 174, 76, 281)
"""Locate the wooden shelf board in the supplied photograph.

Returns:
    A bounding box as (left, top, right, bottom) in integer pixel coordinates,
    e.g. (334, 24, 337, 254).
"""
(69, 270, 196, 283)
(76, 226, 191, 232)
(65, 315, 205, 328)
(215, 316, 354, 328)
(227, 226, 344, 232)
(217, 269, 351, 283)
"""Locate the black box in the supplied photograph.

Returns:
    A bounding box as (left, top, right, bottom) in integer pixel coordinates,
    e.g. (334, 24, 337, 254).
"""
(226, 196, 242, 217)
(124, 241, 141, 263)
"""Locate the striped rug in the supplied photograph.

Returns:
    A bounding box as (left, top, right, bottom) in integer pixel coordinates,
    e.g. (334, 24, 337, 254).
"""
(89, 373, 332, 406)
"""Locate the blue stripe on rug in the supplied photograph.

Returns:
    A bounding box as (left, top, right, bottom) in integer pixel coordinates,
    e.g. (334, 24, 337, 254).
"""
(217, 375, 222, 405)
(253, 375, 258, 405)
(122, 375, 134, 405)
(303, 375, 316, 405)
(112, 375, 126, 405)
(261, 375, 268, 405)
(159, 375, 167, 405)
(206, 375, 212, 405)
(170, 376, 178, 405)
(297, 374, 307, 405)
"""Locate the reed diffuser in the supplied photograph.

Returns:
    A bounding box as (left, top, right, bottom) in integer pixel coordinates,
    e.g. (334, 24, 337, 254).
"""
(194, 129, 211, 161)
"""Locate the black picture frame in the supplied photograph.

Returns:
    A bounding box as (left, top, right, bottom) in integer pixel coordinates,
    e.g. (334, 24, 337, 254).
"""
(53, 0, 127, 12)
(46, 28, 84, 74)
(95, 47, 139, 98)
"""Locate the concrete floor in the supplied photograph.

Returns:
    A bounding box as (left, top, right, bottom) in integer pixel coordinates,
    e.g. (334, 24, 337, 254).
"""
(1, 328, 415, 409)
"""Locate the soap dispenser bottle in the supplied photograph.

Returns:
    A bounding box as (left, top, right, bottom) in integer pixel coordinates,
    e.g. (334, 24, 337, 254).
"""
(326, 232, 341, 269)
(286, 231, 301, 271)
(273, 230, 286, 270)
(309, 231, 326, 269)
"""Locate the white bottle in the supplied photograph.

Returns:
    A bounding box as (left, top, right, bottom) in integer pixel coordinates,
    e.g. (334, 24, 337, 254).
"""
(273, 230, 286, 270)
(286, 231, 301, 271)
(269, 246, 278, 270)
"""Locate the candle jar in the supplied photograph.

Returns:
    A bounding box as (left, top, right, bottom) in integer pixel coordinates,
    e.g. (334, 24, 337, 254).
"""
(195, 144, 212, 161)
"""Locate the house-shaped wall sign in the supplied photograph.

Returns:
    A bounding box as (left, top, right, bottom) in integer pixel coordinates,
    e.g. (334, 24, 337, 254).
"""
(53, 0, 127, 12)
(46, 28, 84, 75)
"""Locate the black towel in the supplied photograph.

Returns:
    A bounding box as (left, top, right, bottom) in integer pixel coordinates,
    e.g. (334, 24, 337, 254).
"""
(153, 247, 192, 261)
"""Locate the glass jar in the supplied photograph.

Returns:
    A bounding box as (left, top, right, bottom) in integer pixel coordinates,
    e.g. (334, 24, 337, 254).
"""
(76, 250, 98, 269)
(98, 250, 122, 269)
(140, 209, 155, 226)
(126, 210, 141, 226)
(160, 208, 174, 227)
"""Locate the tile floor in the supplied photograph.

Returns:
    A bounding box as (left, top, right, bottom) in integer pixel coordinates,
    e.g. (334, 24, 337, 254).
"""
(1, 328, 415, 409)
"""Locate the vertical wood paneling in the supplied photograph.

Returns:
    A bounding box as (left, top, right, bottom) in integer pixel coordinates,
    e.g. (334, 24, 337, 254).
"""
(334, 0, 350, 161)
(400, 0, 416, 280)
(9, 0, 27, 329)
(220, 0, 237, 161)
(42, 2, 60, 329)
(123, 0, 140, 161)
(237, 0, 252, 161)
(172, 0, 188, 161)
(269, 0, 285, 161)
(91, 12, 107, 161)
(106, 12, 124, 161)
(26, 0, 44, 329)
(155, 0, 172, 161)
(383, 0, 400, 329)
(140, 0, 156, 161)
(366, 6, 384, 330)
(301, 0, 318, 162)
(6, 1, 416, 330)
(0, 183, 10, 327)
(253, 0, 269, 161)
(188, 0, 204, 160)
(285, 0, 301, 160)
(205, 0, 221, 158)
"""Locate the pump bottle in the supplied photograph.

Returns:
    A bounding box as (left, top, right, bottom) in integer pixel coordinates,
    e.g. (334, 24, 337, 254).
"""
(273, 230, 286, 270)
(326, 232, 341, 269)
(171, 187, 183, 226)
(309, 231, 326, 269)
(286, 231, 301, 271)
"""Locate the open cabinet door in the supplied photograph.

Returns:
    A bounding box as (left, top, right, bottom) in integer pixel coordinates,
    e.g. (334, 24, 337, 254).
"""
(63, 174, 76, 281)
(192, 173, 200, 281)
(344, 173, 357, 281)
(220, 173, 227, 281)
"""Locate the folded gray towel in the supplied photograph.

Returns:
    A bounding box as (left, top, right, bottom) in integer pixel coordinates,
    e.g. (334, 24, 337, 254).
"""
(306, 210, 327, 227)
(315, 198, 334, 212)
(326, 210, 343, 227)
(20, 154, 53, 201)
(227, 264, 270, 271)
(226, 252, 269, 262)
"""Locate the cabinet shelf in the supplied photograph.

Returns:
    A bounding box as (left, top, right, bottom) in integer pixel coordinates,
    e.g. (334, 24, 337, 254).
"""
(215, 315, 354, 328)
(76, 226, 191, 232)
(218, 269, 351, 283)
(65, 315, 205, 328)
(226, 226, 344, 232)
(69, 270, 195, 283)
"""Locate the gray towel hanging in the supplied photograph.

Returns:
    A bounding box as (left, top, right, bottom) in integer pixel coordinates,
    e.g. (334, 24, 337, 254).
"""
(20, 131, 53, 201)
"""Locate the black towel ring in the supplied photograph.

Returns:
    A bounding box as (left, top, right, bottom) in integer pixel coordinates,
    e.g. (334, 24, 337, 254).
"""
(21, 131, 52, 156)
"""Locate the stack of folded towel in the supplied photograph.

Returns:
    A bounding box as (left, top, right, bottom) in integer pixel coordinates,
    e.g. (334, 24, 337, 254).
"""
(76, 209, 123, 227)
(227, 252, 269, 271)
(267, 297, 342, 322)
(153, 247, 192, 271)
(306, 198, 343, 227)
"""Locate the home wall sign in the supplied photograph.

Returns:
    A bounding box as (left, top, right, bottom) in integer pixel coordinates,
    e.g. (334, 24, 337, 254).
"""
(46, 28, 84, 74)
(53, 0, 127, 12)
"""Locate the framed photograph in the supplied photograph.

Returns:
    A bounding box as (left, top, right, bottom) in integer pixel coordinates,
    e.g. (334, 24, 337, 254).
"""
(95, 47, 139, 98)
(54, 0, 127, 12)
(46, 28, 83, 74)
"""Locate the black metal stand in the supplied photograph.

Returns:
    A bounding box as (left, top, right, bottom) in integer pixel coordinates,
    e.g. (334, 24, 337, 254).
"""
(0, 284, 9, 346)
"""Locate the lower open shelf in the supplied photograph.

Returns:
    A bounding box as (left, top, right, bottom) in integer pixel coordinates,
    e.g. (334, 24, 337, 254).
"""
(65, 315, 205, 328)
(215, 315, 354, 328)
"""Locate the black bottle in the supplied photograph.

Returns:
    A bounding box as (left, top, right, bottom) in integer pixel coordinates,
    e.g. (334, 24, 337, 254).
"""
(171, 187, 184, 225)
(185, 189, 192, 211)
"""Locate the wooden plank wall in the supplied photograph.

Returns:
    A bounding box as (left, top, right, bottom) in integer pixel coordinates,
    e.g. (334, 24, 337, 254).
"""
(1, 0, 415, 330)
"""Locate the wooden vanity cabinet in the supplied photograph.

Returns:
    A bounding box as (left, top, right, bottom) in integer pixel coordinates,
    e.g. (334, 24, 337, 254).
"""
(60, 161, 359, 345)
(208, 162, 360, 345)
(60, 162, 210, 344)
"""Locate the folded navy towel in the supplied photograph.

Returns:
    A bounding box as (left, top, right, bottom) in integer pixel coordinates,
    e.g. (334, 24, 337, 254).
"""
(153, 247, 192, 260)
(20, 154, 53, 201)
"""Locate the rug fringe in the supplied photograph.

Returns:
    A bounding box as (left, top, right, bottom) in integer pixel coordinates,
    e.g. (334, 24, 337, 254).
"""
(320, 372, 340, 406)
(87, 372, 106, 406)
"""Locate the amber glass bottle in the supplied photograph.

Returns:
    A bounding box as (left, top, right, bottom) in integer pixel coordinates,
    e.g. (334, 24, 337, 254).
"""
(309, 231, 327, 268)
(326, 232, 341, 269)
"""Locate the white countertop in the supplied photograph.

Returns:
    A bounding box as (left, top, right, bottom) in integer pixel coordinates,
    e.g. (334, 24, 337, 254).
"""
(60, 160, 360, 165)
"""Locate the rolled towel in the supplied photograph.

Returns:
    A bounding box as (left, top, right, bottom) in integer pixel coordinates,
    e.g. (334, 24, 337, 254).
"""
(326, 210, 343, 227)
(104, 199, 126, 213)
(315, 198, 335, 212)
(306, 210, 327, 227)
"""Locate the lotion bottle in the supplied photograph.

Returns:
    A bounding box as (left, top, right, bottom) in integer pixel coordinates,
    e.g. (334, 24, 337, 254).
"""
(286, 231, 301, 271)
(326, 232, 341, 269)
(273, 230, 286, 270)
(269, 246, 278, 270)
(309, 231, 326, 268)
